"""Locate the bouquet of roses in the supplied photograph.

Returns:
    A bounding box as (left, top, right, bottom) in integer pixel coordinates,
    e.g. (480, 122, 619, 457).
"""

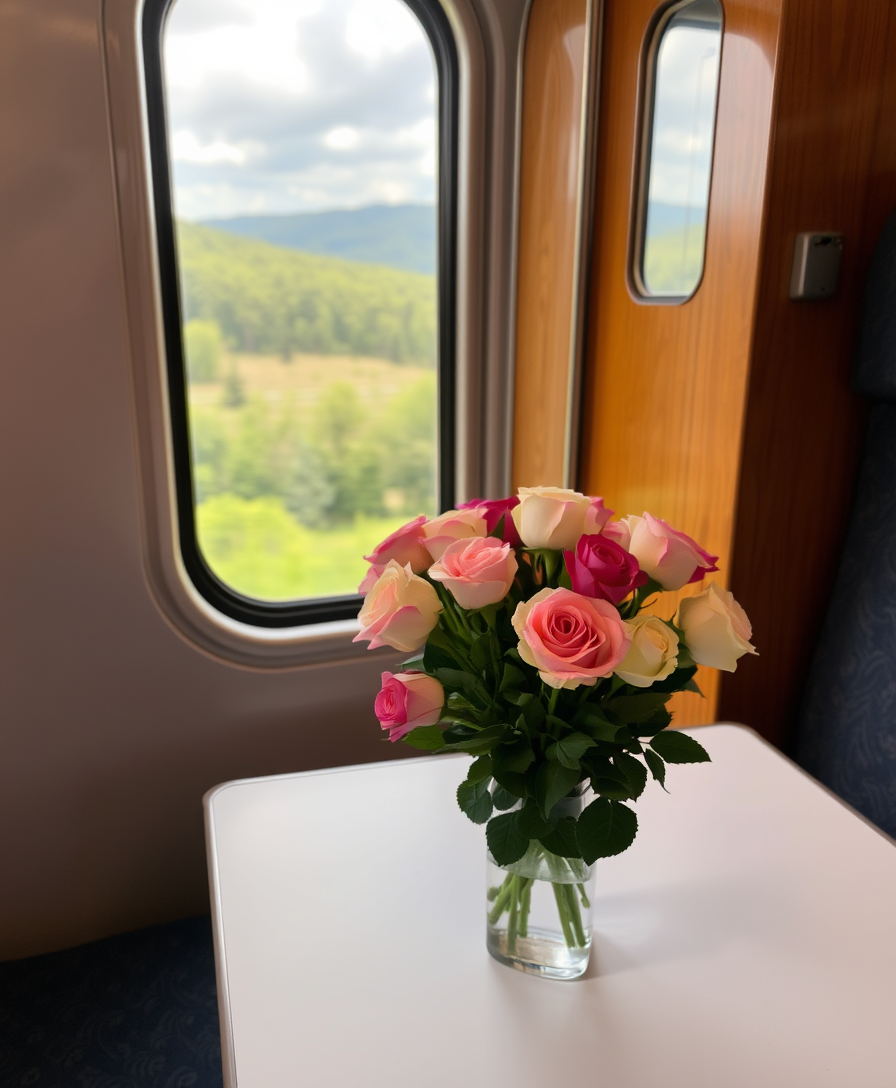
(354, 487, 756, 950)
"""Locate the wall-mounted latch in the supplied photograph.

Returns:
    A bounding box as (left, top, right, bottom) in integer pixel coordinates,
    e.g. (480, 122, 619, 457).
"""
(789, 232, 844, 300)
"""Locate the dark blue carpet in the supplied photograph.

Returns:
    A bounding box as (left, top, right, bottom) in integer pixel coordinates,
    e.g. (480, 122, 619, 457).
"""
(0, 916, 223, 1088)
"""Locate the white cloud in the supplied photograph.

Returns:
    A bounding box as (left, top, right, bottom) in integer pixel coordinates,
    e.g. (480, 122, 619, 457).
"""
(171, 130, 247, 164)
(323, 125, 360, 150)
(345, 0, 422, 60)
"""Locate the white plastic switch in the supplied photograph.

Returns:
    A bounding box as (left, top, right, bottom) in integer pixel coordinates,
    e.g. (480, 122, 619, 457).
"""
(790, 232, 844, 300)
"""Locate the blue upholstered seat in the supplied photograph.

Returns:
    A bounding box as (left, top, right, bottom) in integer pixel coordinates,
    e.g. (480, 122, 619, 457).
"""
(0, 916, 222, 1088)
(796, 212, 896, 839)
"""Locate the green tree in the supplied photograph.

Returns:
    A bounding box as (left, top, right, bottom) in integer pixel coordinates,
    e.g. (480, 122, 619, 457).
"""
(184, 318, 222, 382)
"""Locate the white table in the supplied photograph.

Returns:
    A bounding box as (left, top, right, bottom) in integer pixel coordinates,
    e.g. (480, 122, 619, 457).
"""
(204, 725, 896, 1087)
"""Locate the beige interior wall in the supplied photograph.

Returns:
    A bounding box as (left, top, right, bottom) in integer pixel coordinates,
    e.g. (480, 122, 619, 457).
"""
(0, 0, 409, 961)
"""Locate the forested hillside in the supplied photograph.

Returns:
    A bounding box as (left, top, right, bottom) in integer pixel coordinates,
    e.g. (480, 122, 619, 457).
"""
(176, 222, 437, 365)
(199, 204, 436, 275)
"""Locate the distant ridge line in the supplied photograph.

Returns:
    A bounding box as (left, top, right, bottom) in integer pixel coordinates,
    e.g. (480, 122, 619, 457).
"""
(196, 203, 437, 276)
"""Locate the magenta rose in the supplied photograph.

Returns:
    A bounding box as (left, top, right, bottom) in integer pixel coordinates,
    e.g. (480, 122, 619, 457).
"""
(511, 587, 631, 689)
(375, 670, 445, 742)
(358, 515, 432, 593)
(457, 496, 522, 546)
(429, 536, 518, 609)
(563, 534, 647, 604)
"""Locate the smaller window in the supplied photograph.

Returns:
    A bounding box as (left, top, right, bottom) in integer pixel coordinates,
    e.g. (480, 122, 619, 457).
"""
(632, 0, 722, 301)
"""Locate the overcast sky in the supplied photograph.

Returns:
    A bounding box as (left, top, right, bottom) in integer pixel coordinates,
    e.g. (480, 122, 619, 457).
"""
(164, 0, 437, 220)
(647, 20, 721, 208)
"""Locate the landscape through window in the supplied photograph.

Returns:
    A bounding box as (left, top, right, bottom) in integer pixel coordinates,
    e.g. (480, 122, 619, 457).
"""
(162, 0, 440, 604)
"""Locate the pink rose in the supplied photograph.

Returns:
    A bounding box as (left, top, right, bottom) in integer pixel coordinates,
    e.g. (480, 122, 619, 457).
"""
(429, 536, 518, 610)
(375, 671, 445, 742)
(457, 496, 522, 546)
(353, 560, 442, 652)
(358, 515, 432, 593)
(563, 534, 647, 604)
(511, 587, 631, 689)
(677, 583, 757, 672)
(421, 508, 488, 561)
(622, 513, 719, 590)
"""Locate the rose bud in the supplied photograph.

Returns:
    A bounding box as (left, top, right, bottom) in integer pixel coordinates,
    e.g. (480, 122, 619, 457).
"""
(511, 487, 593, 550)
(564, 534, 647, 604)
(421, 507, 488, 561)
(583, 496, 614, 534)
(353, 560, 443, 652)
(616, 616, 680, 687)
(457, 496, 522, 546)
(429, 536, 518, 610)
(375, 671, 445, 742)
(620, 513, 719, 590)
(677, 583, 757, 672)
(511, 587, 630, 689)
(358, 515, 432, 593)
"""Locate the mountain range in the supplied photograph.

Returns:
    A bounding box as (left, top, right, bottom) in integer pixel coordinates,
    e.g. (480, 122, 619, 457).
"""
(197, 203, 437, 276)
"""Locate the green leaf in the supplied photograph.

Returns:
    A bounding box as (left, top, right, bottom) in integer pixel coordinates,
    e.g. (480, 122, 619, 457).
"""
(402, 725, 446, 751)
(486, 812, 529, 865)
(517, 801, 551, 839)
(401, 654, 425, 672)
(577, 799, 638, 863)
(518, 694, 546, 730)
(434, 668, 490, 706)
(500, 663, 527, 692)
(546, 732, 597, 770)
(422, 640, 460, 673)
(490, 768, 529, 799)
(682, 677, 703, 695)
(539, 816, 580, 859)
(605, 692, 672, 724)
(644, 749, 667, 789)
(649, 731, 711, 764)
(491, 735, 535, 775)
(492, 785, 518, 811)
(470, 634, 492, 673)
(457, 778, 493, 824)
(465, 755, 493, 784)
(536, 761, 582, 818)
(572, 706, 623, 743)
(440, 724, 506, 754)
(613, 752, 648, 799)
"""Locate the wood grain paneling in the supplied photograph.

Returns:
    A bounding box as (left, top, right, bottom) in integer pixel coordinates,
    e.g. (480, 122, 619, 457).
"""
(718, 0, 896, 749)
(580, 0, 783, 726)
(511, 0, 589, 490)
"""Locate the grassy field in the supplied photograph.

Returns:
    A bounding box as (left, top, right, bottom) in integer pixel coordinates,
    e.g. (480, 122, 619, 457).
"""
(187, 350, 435, 602)
(197, 496, 409, 601)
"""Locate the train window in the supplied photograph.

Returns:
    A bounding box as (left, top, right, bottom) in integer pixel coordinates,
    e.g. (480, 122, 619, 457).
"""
(142, 0, 457, 627)
(633, 0, 722, 301)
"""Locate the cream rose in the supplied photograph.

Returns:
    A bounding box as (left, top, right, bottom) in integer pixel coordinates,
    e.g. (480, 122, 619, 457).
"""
(616, 615, 679, 687)
(511, 487, 593, 550)
(677, 583, 757, 671)
(353, 560, 442, 652)
(428, 536, 518, 610)
(421, 508, 488, 561)
(511, 587, 630, 689)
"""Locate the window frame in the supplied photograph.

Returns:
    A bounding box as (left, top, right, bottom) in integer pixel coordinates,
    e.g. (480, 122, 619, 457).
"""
(141, 0, 459, 628)
(628, 0, 724, 305)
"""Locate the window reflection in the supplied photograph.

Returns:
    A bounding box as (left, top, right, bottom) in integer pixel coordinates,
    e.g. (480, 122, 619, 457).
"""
(162, 0, 440, 603)
(637, 0, 722, 299)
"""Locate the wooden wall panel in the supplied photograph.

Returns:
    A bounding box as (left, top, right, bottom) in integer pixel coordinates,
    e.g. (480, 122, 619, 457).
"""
(718, 0, 896, 749)
(580, 0, 783, 726)
(511, 0, 589, 490)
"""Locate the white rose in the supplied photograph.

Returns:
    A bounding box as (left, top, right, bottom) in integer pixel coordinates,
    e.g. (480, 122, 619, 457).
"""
(616, 615, 680, 687)
(677, 583, 757, 671)
(511, 487, 591, 550)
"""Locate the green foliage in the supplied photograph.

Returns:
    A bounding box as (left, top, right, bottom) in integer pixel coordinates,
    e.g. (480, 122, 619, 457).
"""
(577, 799, 638, 864)
(176, 221, 436, 365)
(184, 318, 222, 382)
(642, 224, 707, 296)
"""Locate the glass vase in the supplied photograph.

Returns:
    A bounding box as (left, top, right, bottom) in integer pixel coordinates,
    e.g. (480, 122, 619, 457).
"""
(486, 842, 595, 980)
